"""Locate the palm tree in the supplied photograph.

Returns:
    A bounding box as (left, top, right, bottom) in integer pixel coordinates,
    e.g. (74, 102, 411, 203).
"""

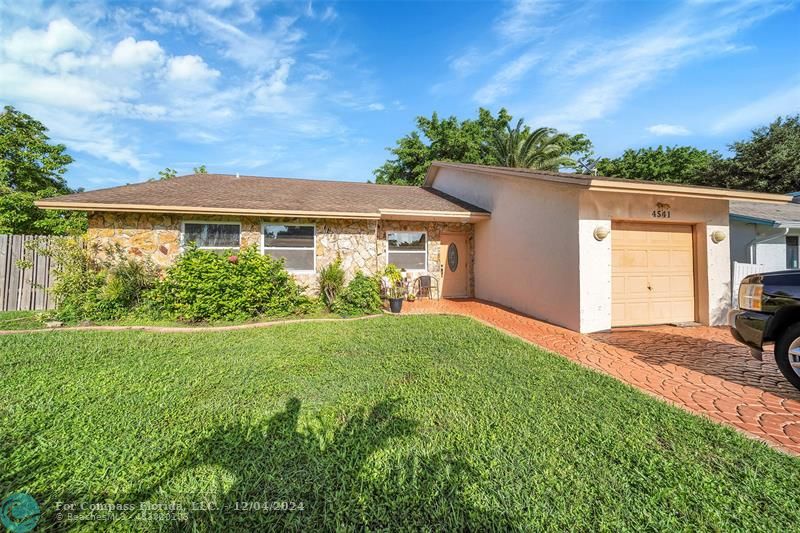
(489, 119, 575, 171)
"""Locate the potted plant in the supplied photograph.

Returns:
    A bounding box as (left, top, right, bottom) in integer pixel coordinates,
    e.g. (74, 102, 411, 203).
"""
(383, 264, 405, 313)
(387, 284, 406, 313)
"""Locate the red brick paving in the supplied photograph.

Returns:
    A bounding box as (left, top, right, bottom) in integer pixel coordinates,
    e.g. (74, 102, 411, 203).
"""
(405, 298, 800, 455)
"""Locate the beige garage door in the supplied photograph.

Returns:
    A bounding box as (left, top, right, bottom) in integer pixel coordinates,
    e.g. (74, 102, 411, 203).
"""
(611, 222, 695, 327)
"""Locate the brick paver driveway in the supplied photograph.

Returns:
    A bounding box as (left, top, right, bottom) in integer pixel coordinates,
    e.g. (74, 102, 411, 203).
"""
(406, 298, 800, 455)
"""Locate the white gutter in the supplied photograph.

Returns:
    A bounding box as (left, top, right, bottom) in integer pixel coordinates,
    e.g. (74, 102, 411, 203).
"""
(748, 227, 789, 263)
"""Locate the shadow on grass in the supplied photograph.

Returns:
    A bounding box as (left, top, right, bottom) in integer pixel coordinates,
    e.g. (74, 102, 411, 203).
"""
(125, 398, 514, 530)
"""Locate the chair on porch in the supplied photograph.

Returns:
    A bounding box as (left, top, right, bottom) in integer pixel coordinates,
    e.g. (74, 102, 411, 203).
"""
(413, 275, 440, 300)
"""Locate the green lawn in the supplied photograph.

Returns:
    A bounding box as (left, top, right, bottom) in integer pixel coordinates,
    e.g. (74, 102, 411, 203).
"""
(0, 309, 342, 330)
(1, 315, 799, 530)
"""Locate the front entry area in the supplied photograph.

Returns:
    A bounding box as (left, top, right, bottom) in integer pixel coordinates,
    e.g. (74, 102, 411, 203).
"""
(439, 233, 469, 298)
(611, 222, 696, 327)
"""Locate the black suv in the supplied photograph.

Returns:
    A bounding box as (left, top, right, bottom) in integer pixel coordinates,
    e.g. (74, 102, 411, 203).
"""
(730, 270, 800, 390)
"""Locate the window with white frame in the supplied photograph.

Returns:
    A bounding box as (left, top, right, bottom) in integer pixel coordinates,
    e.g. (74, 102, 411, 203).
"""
(387, 231, 427, 271)
(262, 224, 316, 272)
(182, 222, 240, 251)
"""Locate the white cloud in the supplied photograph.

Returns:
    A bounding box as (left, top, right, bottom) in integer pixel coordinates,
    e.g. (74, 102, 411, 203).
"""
(166, 55, 221, 82)
(712, 83, 800, 133)
(493, 0, 559, 44)
(473, 51, 540, 104)
(4, 18, 92, 68)
(110, 37, 165, 69)
(647, 124, 691, 136)
(532, 1, 786, 130)
(367, 103, 385, 111)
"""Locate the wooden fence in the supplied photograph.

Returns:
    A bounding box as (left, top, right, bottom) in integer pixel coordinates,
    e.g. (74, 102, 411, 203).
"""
(0, 235, 56, 312)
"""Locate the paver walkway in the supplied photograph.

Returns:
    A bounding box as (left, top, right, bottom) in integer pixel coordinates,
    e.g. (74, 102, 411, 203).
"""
(405, 298, 800, 455)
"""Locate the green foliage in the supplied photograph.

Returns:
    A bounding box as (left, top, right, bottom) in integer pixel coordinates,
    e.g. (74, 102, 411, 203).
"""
(31, 237, 159, 321)
(158, 167, 178, 180)
(489, 119, 583, 170)
(708, 115, 800, 193)
(148, 245, 306, 321)
(0, 189, 87, 235)
(3, 316, 800, 530)
(595, 146, 722, 185)
(383, 263, 403, 285)
(383, 264, 406, 299)
(374, 108, 593, 185)
(332, 272, 382, 316)
(318, 256, 345, 309)
(0, 105, 73, 192)
(193, 164, 208, 174)
(0, 106, 86, 235)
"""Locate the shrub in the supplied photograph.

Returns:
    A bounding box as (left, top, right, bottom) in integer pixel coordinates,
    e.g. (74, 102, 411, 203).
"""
(332, 273, 383, 316)
(30, 237, 158, 321)
(148, 244, 306, 321)
(318, 256, 345, 309)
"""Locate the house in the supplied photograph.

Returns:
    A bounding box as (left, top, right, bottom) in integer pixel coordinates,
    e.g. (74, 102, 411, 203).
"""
(730, 195, 800, 271)
(37, 162, 789, 333)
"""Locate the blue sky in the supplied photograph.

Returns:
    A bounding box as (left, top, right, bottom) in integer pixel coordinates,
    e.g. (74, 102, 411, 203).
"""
(1, 0, 798, 191)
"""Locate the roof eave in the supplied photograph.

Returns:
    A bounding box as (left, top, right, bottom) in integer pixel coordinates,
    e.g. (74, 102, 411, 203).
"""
(34, 201, 383, 220)
(378, 209, 490, 222)
(729, 213, 779, 226)
(35, 201, 490, 222)
(427, 161, 792, 204)
(585, 181, 791, 203)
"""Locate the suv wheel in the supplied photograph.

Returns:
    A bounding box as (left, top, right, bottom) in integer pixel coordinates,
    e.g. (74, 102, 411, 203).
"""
(774, 323, 800, 391)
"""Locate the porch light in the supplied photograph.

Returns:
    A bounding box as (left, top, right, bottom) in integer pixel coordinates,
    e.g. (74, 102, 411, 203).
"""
(711, 230, 726, 244)
(593, 226, 610, 241)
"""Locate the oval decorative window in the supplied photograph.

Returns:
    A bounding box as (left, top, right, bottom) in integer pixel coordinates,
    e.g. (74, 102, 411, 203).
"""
(447, 243, 458, 272)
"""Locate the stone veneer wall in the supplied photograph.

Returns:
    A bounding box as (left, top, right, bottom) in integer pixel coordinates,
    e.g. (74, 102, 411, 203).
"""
(87, 213, 474, 295)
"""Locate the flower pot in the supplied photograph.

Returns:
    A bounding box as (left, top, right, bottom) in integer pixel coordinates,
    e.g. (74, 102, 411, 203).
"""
(389, 298, 404, 314)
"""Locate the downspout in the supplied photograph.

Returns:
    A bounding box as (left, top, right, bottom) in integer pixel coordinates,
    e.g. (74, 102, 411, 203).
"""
(747, 226, 789, 264)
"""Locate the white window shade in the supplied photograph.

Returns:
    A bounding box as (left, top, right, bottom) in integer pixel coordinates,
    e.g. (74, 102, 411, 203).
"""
(387, 231, 427, 271)
(262, 224, 316, 272)
(183, 222, 240, 249)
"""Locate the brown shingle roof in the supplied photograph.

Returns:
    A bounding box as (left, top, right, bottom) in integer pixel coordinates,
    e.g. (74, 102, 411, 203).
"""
(730, 200, 800, 226)
(37, 174, 490, 219)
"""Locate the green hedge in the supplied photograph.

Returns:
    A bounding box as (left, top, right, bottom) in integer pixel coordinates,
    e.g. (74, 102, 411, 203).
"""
(146, 245, 308, 321)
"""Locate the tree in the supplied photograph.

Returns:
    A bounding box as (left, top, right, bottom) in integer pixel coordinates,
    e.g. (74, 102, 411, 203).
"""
(193, 164, 207, 174)
(0, 106, 86, 235)
(595, 146, 721, 186)
(708, 115, 800, 193)
(374, 109, 593, 185)
(489, 120, 580, 171)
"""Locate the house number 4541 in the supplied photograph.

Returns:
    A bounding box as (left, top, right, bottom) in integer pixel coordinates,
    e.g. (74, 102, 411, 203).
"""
(652, 202, 671, 219)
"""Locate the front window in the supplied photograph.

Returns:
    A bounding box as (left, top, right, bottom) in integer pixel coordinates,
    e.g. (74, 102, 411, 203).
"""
(183, 222, 240, 250)
(387, 231, 427, 271)
(262, 224, 316, 272)
(787, 236, 799, 269)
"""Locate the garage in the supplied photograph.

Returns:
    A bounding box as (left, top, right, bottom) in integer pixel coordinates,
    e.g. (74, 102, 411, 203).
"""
(611, 222, 695, 327)
(425, 161, 791, 333)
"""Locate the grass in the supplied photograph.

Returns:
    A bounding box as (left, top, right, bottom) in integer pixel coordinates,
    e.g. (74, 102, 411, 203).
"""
(0, 309, 343, 330)
(1, 315, 799, 531)
(0, 310, 47, 330)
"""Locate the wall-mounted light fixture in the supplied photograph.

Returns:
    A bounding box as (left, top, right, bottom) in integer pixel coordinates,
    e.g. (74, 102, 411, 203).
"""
(593, 226, 610, 241)
(711, 230, 727, 244)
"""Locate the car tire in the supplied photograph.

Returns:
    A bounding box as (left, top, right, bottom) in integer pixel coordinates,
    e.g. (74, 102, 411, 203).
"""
(774, 323, 800, 391)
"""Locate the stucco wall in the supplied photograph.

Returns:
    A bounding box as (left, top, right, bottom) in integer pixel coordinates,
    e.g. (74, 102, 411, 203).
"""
(87, 212, 473, 294)
(431, 167, 582, 330)
(730, 219, 797, 271)
(579, 191, 732, 331)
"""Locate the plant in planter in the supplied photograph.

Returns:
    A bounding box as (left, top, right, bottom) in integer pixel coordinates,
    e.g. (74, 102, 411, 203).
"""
(386, 284, 406, 313)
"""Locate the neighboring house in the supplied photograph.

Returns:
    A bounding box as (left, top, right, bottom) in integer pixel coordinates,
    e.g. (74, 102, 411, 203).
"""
(37, 161, 789, 333)
(730, 195, 800, 271)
